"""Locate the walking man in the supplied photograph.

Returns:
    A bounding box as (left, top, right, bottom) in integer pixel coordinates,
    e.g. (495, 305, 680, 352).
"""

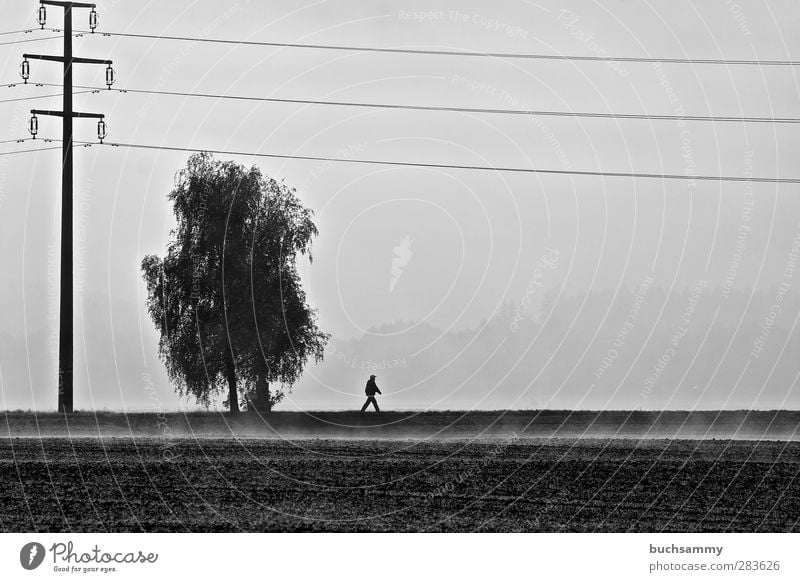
(360, 374, 382, 412)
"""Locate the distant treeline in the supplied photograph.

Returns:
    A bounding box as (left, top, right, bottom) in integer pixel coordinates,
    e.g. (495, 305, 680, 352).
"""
(312, 285, 800, 410)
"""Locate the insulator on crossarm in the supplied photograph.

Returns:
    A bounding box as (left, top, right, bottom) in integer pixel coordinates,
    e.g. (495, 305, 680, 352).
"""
(28, 114, 38, 139)
(89, 7, 98, 32)
(37, 5, 46, 29)
(97, 119, 107, 143)
(105, 64, 115, 90)
(20, 58, 30, 83)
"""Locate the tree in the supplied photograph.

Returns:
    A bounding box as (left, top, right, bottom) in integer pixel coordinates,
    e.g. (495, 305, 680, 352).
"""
(141, 153, 328, 413)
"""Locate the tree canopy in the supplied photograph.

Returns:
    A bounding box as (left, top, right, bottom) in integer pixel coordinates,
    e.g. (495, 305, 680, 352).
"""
(141, 153, 328, 413)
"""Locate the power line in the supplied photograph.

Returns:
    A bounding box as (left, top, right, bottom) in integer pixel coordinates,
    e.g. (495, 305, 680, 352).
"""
(0, 92, 62, 104)
(0, 90, 95, 104)
(69, 140, 800, 184)
(33, 82, 800, 125)
(0, 144, 61, 156)
(2, 81, 50, 88)
(0, 137, 57, 145)
(8, 137, 799, 182)
(0, 33, 67, 47)
(0, 29, 39, 36)
(67, 28, 800, 66)
(0, 137, 32, 145)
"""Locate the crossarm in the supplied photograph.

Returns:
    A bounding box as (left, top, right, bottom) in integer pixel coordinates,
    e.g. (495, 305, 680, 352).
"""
(31, 109, 105, 119)
(24, 53, 112, 65)
(40, 1, 96, 8)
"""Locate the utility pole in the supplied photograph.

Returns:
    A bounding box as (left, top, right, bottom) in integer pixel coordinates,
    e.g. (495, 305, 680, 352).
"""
(22, 1, 113, 413)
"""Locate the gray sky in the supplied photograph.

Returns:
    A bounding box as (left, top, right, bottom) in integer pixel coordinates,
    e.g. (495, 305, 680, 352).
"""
(0, 0, 799, 411)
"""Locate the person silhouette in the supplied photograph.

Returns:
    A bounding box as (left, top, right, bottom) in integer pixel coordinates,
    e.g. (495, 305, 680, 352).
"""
(360, 374, 382, 412)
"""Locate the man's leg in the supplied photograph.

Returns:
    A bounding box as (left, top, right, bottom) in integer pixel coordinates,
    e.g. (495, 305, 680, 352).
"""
(371, 397, 380, 412)
(361, 398, 370, 412)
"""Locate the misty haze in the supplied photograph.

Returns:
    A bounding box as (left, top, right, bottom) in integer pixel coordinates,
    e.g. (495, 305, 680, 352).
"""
(0, 0, 798, 535)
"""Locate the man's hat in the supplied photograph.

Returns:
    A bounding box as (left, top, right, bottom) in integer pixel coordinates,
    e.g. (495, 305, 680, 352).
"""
(370, 374, 376, 378)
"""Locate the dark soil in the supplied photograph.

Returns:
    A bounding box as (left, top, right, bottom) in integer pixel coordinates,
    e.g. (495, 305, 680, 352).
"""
(0, 436, 797, 532)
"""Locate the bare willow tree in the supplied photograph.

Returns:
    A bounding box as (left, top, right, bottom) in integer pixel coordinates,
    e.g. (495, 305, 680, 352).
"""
(141, 153, 328, 413)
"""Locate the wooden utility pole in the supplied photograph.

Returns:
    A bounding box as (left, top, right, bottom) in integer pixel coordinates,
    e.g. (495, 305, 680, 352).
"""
(22, 1, 112, 412)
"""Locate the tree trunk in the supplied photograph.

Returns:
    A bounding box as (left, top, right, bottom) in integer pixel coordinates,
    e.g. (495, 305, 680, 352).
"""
(225, 358, 239, 414)
(255, 375, 271, 413)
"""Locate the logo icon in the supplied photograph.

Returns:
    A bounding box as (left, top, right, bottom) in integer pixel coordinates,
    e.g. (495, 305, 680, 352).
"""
(20, 542, 46, 570)
(390, 235, 413, 292)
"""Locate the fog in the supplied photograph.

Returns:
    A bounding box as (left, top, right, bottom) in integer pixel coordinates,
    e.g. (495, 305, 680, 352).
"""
(0, 0, 798, 411)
